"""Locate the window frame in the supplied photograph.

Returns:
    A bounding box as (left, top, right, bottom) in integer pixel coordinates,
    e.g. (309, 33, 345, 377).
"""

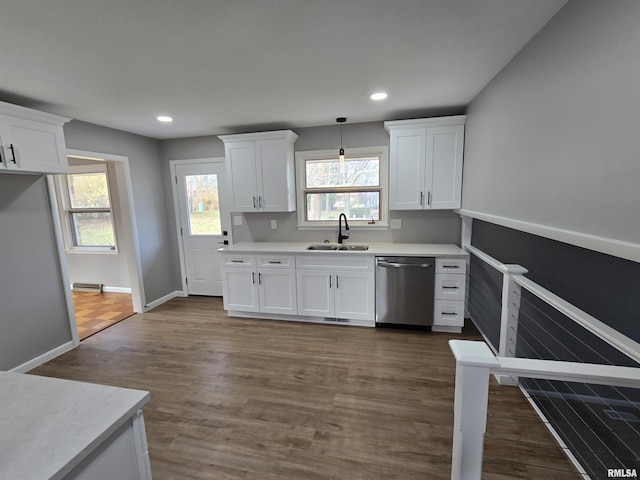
(295, 146, 389, 229)
(56, 163, 118, 253)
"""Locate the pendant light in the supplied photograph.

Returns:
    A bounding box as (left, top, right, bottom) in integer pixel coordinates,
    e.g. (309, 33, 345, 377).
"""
(337, 117, 346, 162)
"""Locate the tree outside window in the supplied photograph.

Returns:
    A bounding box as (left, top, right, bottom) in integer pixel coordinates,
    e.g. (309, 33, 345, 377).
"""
(304, 156, 381, 222)
(66, 167, 116, 247)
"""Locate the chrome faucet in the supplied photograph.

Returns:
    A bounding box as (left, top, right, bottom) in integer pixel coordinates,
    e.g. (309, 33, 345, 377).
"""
(338, 213, 350, 244)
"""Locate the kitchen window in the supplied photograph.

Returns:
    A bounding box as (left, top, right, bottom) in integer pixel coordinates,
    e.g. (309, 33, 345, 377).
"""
(295, 146, 388, 229)
(57, 163, 117, 251)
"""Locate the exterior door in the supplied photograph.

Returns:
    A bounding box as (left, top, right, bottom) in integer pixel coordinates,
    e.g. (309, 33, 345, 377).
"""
(175, 161, 229, 296)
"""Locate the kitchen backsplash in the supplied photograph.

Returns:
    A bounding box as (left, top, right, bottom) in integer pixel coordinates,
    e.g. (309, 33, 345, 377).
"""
(232, 210, 462, 244)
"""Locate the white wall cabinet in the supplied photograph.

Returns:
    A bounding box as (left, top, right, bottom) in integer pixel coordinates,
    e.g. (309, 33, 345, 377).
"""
(385, 116, 465, 210)
(218, 130, 298, 212)
(296, 256, 375, 323)
(221, 254, 297, 315)
(0, 101, 71, 174)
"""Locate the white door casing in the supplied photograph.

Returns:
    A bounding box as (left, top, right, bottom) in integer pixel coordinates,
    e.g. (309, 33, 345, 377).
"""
(172, 159, 230, 296)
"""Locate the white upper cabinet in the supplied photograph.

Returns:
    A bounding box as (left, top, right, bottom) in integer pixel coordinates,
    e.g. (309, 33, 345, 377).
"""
(219, 130, 298, 212)
(0, 101, 71, 174)
(385, 116, 465, 210)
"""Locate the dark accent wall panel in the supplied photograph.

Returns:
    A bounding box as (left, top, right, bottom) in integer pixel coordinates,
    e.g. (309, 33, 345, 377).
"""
(471, 220, 639, 342)
(467, 254, 503, 351)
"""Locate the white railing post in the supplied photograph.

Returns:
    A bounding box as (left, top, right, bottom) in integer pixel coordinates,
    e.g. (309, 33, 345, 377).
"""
(496, 265, 528, 386)
(449, 340, 500, 480)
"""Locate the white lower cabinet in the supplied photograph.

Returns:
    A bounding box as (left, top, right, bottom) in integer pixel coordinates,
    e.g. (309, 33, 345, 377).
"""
(65, 411, 151, 480)
(257, 268, 297, 314)
(220, 251, 465, 331)
(433, 258, 467, 331)
(296, 256, 375, 323)
(222, 266, 259, 312)
(221, 255, 297, 315)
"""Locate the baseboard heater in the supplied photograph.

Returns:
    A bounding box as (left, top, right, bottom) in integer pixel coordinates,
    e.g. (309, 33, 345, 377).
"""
(72, 282, 104, 293)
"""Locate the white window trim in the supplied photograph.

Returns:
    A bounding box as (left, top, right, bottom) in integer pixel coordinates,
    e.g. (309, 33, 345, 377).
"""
(295, 146, 389, 230)
(55, 163, 118, 253)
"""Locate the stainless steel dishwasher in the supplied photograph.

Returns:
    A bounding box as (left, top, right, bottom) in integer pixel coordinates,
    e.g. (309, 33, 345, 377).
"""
(375, 256, 435, 328)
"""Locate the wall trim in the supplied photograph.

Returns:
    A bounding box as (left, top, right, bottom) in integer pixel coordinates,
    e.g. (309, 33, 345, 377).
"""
(103, 286, 133, 294)
(11, 341, 75, 373)
(144, 290, 185, 311)
(458, 209, 640, 263)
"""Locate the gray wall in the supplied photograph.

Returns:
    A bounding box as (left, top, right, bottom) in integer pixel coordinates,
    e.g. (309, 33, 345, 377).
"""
(0, 175, 72, 370)
(160, 121, 462, 250)
(462, 0, 640, 245)
(64, 158, 131, 289)
(64, 120, 177, 304)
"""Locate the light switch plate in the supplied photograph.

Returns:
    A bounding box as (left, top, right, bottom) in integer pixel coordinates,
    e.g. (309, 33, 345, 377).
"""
(233, 215, 243, 226)
(390, 218, 402, 229)
(271, 220, 277, 229)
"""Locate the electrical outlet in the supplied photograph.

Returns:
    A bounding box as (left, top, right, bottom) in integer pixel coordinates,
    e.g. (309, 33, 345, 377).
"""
(271, 220, 277, 229)
(233, 215, 243, 226)
(391, 218, 402, 229)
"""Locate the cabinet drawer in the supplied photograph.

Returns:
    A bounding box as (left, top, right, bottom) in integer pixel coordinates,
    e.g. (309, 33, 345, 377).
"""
(436, 258, 467, 275)
(435, 274, 466, 301)
(223, 255, 255, 267)
(433, 300, 465, 327)
(258, 255, 294, 268)
(296, 255, 374, 271)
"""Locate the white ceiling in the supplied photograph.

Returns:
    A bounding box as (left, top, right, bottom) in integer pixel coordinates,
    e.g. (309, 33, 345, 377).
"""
(0, 0, 567, 139)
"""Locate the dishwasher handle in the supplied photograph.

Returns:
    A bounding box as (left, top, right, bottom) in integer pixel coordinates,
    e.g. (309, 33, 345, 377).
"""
(377, 261, 434, 269)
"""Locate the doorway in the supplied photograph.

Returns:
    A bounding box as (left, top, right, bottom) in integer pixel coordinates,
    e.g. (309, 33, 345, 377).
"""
(171, 158, 231, 296)
(50, 149, 145, 342)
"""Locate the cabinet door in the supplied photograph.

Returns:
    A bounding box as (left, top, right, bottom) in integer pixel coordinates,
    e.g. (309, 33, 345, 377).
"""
(389, 128, 426, 210)
(221, 267, 259, 312)
(225, 141, 258, 211)
(296, 269, 333, 317)
(426, 125, 464, 209)
(0, 115, 68, 174)
(334, 271, 375, 321)
(258, 268, 297, 315)
(255, 139, 294, 212)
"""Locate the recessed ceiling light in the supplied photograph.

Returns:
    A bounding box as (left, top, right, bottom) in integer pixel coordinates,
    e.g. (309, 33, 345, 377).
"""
(157, 115, 173, 123)
(371, 92, 388, 101)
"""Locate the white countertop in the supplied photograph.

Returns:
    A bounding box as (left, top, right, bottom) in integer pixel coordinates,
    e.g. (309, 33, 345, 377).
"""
(0, 371, 150, 480)
(219, 241, 467, 257)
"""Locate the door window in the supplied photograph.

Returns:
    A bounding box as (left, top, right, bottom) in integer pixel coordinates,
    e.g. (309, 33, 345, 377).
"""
(184, 174, 221, 235)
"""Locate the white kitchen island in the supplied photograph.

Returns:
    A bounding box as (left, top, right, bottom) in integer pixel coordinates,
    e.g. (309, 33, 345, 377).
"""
(0, 371, 151, 480)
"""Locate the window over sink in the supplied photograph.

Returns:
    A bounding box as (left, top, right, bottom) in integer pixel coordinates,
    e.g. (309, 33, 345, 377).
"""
(295, 146, 388, 229)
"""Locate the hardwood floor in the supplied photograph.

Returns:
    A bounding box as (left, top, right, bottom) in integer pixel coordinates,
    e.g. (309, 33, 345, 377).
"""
(31, 296, 580, 479)
(72, 291, 134, 340)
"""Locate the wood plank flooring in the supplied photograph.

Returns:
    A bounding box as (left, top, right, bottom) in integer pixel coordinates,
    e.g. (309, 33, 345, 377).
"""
(72, 291, 134, 340)
(30, 296, 580, 479)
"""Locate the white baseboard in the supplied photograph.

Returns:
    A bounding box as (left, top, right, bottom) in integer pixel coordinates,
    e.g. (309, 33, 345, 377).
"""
(432, 325, 463, 333)
(103, 286, 132, 293)
(144, 290, 185, 311)
(457, 209, 640, 263)
(68, 284, 133, 294)
(227, 310, 375, 328)
(11, 341, 76, 373)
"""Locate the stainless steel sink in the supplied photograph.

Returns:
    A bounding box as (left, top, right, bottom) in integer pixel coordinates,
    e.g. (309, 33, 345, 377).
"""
(306, 244, 369, 251)
(306, 244, 339, 250)
(336, 244, 369, 251)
